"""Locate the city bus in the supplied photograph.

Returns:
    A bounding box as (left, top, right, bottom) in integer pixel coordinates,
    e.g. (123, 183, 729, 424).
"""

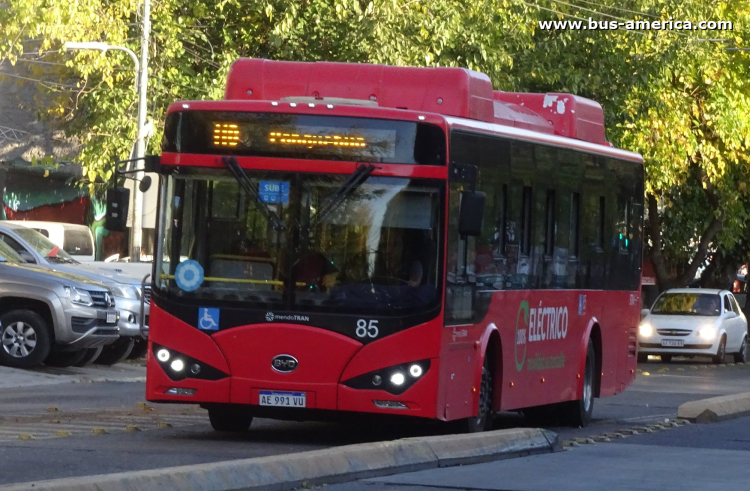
(135, 58, 644, 432)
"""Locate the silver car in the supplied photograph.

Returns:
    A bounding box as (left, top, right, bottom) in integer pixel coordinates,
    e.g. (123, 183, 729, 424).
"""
(0, 240, 119, 368)
(0, 223, 149, 365)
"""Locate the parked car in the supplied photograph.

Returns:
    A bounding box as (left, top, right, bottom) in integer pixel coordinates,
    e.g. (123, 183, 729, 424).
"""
(8, 221, 96, 262)
(0, 240, 119, 368)
(638, 288, 747, 364)
(0, 223, 149, 365)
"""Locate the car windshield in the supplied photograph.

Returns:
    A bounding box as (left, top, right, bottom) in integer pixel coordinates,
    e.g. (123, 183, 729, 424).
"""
(155, 169, 443, 316)
(13, 227, 77, 264)
(0, 240, 23, 264)
(651, 292, 722, 316)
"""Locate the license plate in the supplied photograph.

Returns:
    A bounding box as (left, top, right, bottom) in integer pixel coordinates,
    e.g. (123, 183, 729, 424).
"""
(106, 312, 117, 324)
(259, 391, 306, 408)
(661, 339, 684, 347)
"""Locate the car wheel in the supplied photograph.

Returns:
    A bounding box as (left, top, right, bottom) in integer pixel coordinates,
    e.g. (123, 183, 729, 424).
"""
(712, 336, 727, 364)
(95, 338, 135, 366)
(127, 338, 148, 360)
(44, 350, 87, 368)
(564, 342, 596, 427)
(75, 347, 103, 367)
(661, 354, 672, 363)
(208, 406, 253, 432)
(637, 353, 648, 363)
(0, 310, 52, 368)
(734, 337, 747, 364)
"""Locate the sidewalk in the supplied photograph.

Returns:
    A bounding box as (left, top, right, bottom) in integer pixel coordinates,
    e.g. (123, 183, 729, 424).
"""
(0, 362, 146, 389)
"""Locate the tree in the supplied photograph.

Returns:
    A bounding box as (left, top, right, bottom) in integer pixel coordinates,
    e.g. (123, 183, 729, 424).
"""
(511, 0, 750, 291)
(0, 0, 535, 190)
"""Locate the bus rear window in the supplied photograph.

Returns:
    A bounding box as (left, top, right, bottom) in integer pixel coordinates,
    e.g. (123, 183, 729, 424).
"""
(63, 230, 93, 256)
(162, 111, 446, 166)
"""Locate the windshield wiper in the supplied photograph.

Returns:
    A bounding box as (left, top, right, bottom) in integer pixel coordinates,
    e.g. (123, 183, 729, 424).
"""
(312, 163, 376, 228)
(221, 156, 285, 231)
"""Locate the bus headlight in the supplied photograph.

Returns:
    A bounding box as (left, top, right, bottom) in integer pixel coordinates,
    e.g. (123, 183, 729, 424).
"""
(699, 326, 717, 340)
(639, 323, 653, 337)
(342, 359, 431, 395)
(156, 349, 170, 362)
(390, 372, 406, 386)
(152, 344, 228, 382)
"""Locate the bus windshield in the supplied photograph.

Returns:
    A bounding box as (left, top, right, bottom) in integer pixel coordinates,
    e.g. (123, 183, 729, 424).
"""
(155, 169, 443, 316)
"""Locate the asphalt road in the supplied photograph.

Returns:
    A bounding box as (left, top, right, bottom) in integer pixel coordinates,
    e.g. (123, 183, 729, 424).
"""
(1, 355, 749, 486)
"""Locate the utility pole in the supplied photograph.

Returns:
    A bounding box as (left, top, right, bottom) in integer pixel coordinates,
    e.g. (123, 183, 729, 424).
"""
(130, 0, 151, 262)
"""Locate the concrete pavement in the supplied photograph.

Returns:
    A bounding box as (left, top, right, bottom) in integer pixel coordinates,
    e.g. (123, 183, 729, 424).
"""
(331, 416, 750, 491)
(0, 362, 145, 389)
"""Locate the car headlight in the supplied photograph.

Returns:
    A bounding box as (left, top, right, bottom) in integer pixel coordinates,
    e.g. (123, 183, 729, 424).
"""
(639, 323, 653, 337)
(64, 286, 94, 307)
(699, 325, 717, 340)
(110, 284, 140, 300)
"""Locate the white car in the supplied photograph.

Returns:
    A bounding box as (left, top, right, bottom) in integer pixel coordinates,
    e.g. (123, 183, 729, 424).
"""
(638, 289, 748, 364)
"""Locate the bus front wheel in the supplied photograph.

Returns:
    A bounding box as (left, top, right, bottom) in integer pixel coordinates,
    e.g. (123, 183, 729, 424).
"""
(564, 342, 595, 428)
(208, 406, 253, 432)
(451, 357, 494, 433)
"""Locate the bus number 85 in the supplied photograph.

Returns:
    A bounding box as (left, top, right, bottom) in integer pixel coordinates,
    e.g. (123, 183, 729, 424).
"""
(356, 319, 379, 339)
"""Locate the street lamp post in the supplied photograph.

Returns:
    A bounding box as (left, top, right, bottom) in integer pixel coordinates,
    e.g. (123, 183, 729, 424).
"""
(63, 0, 151, 262)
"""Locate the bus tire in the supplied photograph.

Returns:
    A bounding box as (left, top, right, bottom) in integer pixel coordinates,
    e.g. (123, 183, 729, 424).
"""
(208, 406, 253, 432)
(564, 342, 595, 427)
(451, 356, 493, 433)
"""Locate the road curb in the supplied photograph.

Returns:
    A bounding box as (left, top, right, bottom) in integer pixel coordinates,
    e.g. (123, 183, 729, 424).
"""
(0, 427, 557, 491)
(677, 392, 750, 423)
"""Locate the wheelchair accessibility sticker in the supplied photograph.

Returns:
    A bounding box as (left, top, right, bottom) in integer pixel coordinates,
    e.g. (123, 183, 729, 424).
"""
(199, 308, 220, 331)
(175, 260, 204, 292)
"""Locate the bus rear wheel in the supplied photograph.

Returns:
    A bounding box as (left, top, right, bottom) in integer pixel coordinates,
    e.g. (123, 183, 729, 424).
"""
(564, 342, 595, 427)
(208, 406, 253, 432)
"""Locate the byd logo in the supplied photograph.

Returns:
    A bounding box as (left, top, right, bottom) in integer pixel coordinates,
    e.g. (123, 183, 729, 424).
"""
(271, 354, 298, 373)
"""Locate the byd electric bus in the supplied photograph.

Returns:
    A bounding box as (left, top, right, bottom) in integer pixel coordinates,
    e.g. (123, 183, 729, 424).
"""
(132, 58, 643, 432)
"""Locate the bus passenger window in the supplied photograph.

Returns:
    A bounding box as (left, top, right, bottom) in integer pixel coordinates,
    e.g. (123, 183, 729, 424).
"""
(597, 196, 605, 250)
(521, 187, 532, 256)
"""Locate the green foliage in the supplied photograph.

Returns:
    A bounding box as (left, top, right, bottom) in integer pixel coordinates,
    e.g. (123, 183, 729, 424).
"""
(2, 0, 750, 285)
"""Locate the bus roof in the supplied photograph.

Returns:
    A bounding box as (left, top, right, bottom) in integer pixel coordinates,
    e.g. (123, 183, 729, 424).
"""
(223, 58, 622, 151)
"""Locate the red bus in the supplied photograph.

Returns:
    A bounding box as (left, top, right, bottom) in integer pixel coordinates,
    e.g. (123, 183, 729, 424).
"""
(139, 58, 643, 432)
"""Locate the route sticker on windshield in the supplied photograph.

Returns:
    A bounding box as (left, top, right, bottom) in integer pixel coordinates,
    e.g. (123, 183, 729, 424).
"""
(175, 260, 204, 292)
(259, 181, 290, 204)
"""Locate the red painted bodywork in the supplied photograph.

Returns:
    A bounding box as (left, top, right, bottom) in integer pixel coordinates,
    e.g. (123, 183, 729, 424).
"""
(147, 58, 642, 422)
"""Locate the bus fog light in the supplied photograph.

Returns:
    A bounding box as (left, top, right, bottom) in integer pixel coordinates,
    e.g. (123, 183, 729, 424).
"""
(165, 388, 196, 396)
(170, 359, 185, 372)
(190, 363, 201, 375)
(373, 400, 408, 409)
(156, 349, 170, 362)
(372, 375, 382, 386)
(409, 364, 423, 378)
(390, 372, 405, 386)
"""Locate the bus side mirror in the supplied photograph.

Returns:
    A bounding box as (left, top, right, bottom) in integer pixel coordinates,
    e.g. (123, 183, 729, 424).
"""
(106, 187, 130, 232)
(458, 190, 486, 238)
(138, 175, 152, 193)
